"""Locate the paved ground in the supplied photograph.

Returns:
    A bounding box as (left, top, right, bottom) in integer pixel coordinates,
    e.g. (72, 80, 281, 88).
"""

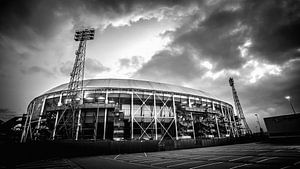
(15, 142, 300, 169)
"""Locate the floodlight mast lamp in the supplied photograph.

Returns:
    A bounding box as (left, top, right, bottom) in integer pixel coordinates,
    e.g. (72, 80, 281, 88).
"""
(52, 28, 95, 141)
(285, 96, 296, 115)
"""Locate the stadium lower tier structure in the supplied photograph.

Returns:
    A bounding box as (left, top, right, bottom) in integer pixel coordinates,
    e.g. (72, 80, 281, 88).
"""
(21, 79, 242, 143)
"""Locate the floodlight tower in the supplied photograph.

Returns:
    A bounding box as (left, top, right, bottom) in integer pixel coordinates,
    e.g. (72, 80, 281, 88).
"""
(229, 77, 252, 135)
(52, 28, 95, 140)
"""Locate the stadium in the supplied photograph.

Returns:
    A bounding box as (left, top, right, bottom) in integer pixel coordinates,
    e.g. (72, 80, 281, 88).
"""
(21, 78, 240, 142)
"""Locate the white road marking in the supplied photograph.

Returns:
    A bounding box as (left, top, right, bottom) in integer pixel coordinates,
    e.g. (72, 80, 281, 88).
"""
(229, 156, 252, 162)
(166, 161, 200, 168)
(113, 154, 120, 160)
(230, 164, 252, 169)
(258, 153, 267, 156)
(151, 160, 181, 165)
(280, 166, 292, 169)
(257, 157, 278, 163)
(208, 156, 231, 160)
(294, 161, 300, 165)
(189, 162, 223, 169)
(144, 152, 147, 157)
(138, 158, 168, 164)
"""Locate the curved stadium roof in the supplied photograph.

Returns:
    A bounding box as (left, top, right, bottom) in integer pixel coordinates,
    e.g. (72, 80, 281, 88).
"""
(45, 79, 220, 101)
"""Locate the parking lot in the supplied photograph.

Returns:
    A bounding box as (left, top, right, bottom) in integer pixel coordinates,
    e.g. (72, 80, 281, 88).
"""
(16, 142, 300, 169)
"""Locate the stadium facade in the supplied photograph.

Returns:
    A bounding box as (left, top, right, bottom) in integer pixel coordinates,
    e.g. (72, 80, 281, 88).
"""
(21, 79, 240, 142)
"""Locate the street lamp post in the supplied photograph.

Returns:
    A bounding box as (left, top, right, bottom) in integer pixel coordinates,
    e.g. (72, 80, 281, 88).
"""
(285, 96, 296, 115)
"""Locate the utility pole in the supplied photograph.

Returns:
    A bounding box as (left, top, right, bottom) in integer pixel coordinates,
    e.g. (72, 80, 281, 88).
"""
(52, 28, 95, 140)
(229, 77, 252, 135)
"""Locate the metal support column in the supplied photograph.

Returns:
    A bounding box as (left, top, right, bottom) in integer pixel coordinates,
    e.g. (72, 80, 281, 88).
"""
(172, 95, 178, 140)
(191, 113, 196, 140)
(103, 90, 108, 140)
(36, 97, 46, 140)
(25, 101, 35, 141)
(154, 93, 158, 140)
(21, 103, 33, 143)
(131, 92, 134, 139)
(75, 109, 81, 140)
(94, 105, 99, 140)
(58, 93, 63, 106)
(215, 115, 220, 138)
(52, 111, 59, 140)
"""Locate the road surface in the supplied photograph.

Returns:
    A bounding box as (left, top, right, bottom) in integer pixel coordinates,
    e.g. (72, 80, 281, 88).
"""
(15, 142, 300, 169)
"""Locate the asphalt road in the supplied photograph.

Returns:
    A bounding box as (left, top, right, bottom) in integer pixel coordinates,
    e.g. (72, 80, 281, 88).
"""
(15, 142, 300, 169)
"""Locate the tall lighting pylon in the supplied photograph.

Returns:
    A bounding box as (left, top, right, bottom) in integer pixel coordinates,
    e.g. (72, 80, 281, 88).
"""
(229, 77, 252, 135)
(52, 28, 95, 140)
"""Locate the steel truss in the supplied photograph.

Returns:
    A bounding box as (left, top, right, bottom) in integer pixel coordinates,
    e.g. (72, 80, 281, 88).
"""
(130, 91, 178, 142)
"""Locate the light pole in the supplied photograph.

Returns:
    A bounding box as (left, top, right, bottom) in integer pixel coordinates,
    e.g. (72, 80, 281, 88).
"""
(285, 96, 296, 115)
(254, 113, 263, 133)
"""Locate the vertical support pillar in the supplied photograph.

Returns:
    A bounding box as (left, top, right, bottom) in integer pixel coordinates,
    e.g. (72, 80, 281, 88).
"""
(103, 90, 108, 140)
(172, 95, 178, 140)
(25, 101, 35, 141)
(75, 109, 82, 140)
(21, 103, 32, 143)
(36, 97, 46, 140)
(52, 111, 59, 140)
(131, 91, 134, 139)
(220, 103, 225, 117)
(190, 113, 196, 140)
(94, 105, 99, 140)
(188, 96, 192, 107)
(215, 115, 220, 138)
(58, 93, 63, 106)
(154, 93, 158, 140)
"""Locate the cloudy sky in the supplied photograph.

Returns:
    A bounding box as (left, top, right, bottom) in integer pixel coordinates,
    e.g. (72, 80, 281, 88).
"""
(0, 0, 299, 131)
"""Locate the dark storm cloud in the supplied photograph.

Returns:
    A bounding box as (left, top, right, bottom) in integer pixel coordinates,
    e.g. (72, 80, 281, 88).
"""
(0, 0, 196, 38)
(140, 0, 300, 73)
(135, 49, 206, 82)
(173, 7, 247, 70)
(133, 0, 300, 125)
(243, 0, 300, 63)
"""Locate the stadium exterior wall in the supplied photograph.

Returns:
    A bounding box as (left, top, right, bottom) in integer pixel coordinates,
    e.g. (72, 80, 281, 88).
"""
(21, 79, 239, 143)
